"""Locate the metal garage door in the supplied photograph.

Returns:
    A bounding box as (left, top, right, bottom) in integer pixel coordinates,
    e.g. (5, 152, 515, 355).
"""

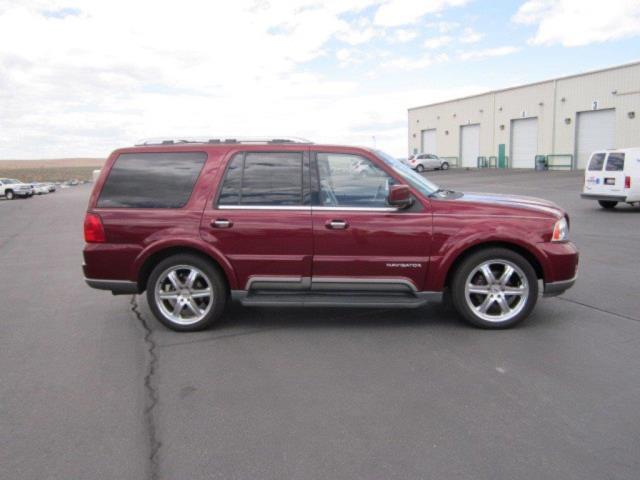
(510, 117, 538, 169)
(460, 124, 480, 168)
(421, 129, 437, 154)
(576, 109, 615, 169)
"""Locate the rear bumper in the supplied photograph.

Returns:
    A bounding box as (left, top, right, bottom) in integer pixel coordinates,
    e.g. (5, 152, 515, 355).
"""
(84, 277, 139, 295)
(543, 274, 577, 297)
(581, 193, 627, 202)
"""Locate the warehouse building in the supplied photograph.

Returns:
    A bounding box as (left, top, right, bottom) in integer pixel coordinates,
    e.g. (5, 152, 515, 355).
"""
(408, 61, 640, 169)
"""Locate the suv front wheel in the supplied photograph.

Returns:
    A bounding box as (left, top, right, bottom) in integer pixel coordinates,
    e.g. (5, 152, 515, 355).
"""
(451, 248, 538, 329)
(147, 254, 226, 331)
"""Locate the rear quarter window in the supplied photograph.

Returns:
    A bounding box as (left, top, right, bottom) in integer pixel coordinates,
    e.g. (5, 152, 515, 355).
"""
(605, 153, 625, 171)
(97, 152, 206, 208)
(587, 153, 606, 171)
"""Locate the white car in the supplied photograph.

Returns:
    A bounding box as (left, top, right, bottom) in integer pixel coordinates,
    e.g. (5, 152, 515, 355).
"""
(581, 148, 640, 209)
(408, 153, 450, 172)
(0, 178, 34, 199)
(34, 183, 50, 195)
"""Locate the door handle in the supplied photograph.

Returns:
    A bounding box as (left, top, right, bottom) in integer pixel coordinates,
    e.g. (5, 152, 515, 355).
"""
(326, 220, 348, 230)
(211, 219, 233, 228)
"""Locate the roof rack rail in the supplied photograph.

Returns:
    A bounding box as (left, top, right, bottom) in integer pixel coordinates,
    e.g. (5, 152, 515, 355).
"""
(135, 136, 313, 146)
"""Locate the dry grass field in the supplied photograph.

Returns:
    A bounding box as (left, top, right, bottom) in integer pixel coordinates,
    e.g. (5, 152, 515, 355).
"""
(0, 158, 105, 182)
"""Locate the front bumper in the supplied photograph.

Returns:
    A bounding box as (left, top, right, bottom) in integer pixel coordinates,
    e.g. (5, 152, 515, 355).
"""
(543, 274, 577, 297)
(538, 241, 579, 296)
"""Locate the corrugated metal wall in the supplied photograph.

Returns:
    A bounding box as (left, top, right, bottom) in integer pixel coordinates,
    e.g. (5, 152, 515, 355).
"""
(408, 62, 640, 169)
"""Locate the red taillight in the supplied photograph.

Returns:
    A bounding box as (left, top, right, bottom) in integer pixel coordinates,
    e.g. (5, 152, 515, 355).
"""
(84, 213, 105, 243)
(625, 176, 631, 189)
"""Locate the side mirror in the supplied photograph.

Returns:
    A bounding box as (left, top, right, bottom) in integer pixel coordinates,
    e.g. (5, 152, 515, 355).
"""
(388, 184, 413, 209)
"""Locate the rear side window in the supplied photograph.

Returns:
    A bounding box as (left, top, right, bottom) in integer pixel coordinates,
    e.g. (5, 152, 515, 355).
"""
(587, 153, 605, 171)
(605, 153, 625, 171)
(217, 152, 304, 206)
(97, 152, 206, 208)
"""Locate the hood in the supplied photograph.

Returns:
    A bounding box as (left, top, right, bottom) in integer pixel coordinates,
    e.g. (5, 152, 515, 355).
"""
(455, 192, 565, 218)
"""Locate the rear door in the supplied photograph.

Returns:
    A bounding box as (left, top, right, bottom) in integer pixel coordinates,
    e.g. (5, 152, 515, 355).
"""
(201, 149, 313, 291)
(601, 152, 626, 196)
(583, 152, 607, 195)
(584, 152, 626, 197)
(310, 150, 431, 292)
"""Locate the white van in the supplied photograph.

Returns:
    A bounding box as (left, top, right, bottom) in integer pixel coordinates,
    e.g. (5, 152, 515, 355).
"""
(581, 148, 640, 209)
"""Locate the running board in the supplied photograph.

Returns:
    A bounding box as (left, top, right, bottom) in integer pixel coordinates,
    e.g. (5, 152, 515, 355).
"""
(231, 291, 442, 308)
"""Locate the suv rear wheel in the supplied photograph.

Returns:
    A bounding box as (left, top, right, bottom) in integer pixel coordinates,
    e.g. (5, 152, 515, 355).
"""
(451, 248, 538, 329)
(146, 254, 226, 331)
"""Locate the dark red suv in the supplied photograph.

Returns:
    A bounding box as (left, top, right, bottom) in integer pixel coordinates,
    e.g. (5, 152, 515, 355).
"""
(83, 137, 578, 331)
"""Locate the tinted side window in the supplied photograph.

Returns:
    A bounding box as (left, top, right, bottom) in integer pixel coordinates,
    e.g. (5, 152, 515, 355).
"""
(217, 152, 304, 206)
(587, 153, 605, 171)
(605, 153, 625, 171)
(316, 153, 394, 208)
(97, 152, 206, 208)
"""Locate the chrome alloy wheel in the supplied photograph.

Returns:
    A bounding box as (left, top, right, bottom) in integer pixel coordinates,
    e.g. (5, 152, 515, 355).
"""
(464, 259, 529, 323)
(154, 265, 214, 326)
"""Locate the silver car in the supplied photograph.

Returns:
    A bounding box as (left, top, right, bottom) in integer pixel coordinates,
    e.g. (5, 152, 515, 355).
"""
(408, 153, 450, 172)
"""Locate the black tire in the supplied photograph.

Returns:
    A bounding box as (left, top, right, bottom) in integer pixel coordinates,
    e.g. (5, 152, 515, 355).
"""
(146, 253, 227, 331)
(598, 200, 617, 209)
(416, 164, 425, 173)
(451, 248, 538, 329)
(6, 190, 14, 200)
(441, 162, 449, 170)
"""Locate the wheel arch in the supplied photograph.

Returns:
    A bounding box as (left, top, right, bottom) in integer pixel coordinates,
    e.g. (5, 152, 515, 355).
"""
(443, 241, 545, 290)
(135, 243, 237, 293)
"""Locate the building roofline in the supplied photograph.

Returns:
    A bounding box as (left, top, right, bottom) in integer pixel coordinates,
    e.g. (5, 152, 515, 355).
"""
(408, 60, 640, 112)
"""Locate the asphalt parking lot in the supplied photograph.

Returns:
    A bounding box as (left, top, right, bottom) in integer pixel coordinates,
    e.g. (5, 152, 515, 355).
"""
(1, 169, 639, 480)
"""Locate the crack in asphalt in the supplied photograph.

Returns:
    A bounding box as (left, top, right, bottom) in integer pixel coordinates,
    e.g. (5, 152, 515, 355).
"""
(130, 296, 161, 480)
(555, 296, 640, 323)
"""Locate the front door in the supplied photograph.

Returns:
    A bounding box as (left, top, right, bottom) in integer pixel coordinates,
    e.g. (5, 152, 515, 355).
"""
(201, 149, 313, 291)
(311, 150, 432, 292)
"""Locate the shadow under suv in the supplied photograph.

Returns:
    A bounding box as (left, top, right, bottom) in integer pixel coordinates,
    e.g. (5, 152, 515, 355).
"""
(83, 137, 578, 331)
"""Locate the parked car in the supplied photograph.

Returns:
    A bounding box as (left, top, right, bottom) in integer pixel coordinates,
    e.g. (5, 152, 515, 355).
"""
(0, 178, 34, 199)
(581, 148, 639, 209)
(409, 153, 450, 172)
(83, 137, 578, 331)
(33, 183, 50, 195)
(47, 183, 57, 193)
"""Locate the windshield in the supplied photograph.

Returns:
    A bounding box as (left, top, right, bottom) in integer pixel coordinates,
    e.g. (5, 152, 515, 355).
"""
(373, 149, 439, 197)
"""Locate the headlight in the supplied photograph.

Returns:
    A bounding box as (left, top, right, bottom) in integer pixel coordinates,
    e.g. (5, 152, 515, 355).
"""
(552, 217, 569, 242)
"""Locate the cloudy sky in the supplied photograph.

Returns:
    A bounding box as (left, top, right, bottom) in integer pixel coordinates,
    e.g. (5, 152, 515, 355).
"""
(0, 0, 639, 159)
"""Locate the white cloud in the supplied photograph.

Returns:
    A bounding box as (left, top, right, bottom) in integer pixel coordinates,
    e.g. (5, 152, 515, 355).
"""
(382, 52, 449, 70)
(459, 27, 483, 44)
(423, 35, 452, 49)
(458, 46, 520, 60)
(374, 0, 469, 27)
(513, 0, 640, 47)
(0, 0, 485, 158)
(336, 17, 380, 45)
(387, 28, 419, 43)
(427, 20, 460, 33)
